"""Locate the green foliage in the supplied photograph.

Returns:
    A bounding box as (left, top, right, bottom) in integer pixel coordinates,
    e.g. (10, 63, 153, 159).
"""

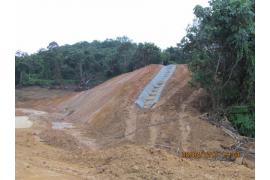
(182, 0, 254, 107)
(227, 106, 255, 137)
(15, 37, 163, 88)
(163, 47, 189, 64)
(130, 43, 162, 70)
(179, 0, 254, 136)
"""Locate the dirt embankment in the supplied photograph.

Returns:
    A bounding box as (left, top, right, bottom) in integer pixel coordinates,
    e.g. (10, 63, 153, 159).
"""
(16, 64, 255, 179)
(71, 65, 236, 153)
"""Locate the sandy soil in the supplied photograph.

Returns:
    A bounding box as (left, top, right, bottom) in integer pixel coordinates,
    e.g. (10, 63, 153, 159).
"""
(15, 64, 255, 179)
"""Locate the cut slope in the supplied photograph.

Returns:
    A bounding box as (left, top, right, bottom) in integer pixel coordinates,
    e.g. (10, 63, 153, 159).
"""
(58, 65, 236, 154)
(57, 64, 162, 124)
(21, 65, 253, 165)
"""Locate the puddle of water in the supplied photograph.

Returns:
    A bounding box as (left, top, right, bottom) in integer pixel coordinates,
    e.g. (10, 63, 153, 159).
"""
(16, 108, 47, 115)
(16, 116, 33, 128)
(52, 122, 73, 130)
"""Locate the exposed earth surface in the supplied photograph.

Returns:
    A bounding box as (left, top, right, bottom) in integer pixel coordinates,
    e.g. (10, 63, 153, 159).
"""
(16, 65, 255, 179)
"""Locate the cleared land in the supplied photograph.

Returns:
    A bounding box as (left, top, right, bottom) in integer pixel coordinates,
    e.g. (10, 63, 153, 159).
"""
(16, 64, 254, 179)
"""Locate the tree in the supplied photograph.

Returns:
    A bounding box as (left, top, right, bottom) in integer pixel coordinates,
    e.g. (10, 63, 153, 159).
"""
(180, 0, 254, 110)
(47, 41, 59, 50)
(164, 47, 187, 64)
(132, 43, 162, 69)
(15, 50, 28, 57)
(15, 37, 161, 88)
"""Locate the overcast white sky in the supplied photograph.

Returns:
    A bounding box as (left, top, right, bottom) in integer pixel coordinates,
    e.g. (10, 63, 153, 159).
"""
(16, 0, 209, 54)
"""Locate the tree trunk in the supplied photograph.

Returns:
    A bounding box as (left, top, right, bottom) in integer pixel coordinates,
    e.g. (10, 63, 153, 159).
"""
(20, 71, 23, 85)
(79, 62, 83, 81)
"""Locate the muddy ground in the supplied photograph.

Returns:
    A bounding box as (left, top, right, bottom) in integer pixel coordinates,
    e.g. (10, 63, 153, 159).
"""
(16, 65, 255, 179)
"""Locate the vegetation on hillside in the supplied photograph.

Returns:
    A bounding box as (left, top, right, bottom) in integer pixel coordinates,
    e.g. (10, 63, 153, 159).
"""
(179, 0, 255, 137)
(15, 0, 255, 137)
(15, 37, 186, 89)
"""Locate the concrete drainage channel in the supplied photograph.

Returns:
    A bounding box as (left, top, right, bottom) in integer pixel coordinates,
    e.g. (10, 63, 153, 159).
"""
(135, 64, 176, 109)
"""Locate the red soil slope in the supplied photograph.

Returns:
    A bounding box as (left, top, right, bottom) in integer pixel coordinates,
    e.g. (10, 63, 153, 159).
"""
(15, 64, 254, 179)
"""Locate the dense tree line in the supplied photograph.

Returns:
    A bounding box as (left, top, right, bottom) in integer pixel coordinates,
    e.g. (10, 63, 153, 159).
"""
(179, 0, 255, 136)
(15, 37, 180, 89)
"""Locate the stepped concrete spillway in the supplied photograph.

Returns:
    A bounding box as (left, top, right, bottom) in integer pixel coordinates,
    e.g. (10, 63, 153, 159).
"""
(135, 64, 176, 108)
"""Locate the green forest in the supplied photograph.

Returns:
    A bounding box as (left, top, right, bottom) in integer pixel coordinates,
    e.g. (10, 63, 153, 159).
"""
(15, 37, 181, 89)
(15, 0, 254, 137)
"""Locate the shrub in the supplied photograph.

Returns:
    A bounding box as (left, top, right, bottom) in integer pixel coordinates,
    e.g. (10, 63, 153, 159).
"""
(227, 105, 255, 138)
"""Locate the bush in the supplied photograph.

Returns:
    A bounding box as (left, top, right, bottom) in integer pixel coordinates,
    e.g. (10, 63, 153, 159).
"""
(227, 106, 255, 138)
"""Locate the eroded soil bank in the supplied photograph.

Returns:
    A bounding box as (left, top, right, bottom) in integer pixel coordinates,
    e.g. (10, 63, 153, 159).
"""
(16, 65, 254, 179)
